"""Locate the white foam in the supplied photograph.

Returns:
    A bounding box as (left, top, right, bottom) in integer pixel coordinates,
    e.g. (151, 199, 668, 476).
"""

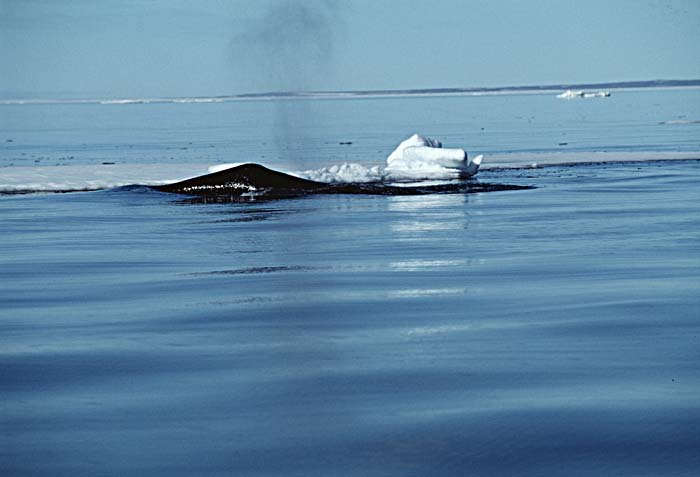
(298, 162, 467, 183)
(298, 163, 386, 183)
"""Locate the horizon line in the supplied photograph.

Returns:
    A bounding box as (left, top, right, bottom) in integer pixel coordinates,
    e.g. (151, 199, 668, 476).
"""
(2, 78, 700, 105)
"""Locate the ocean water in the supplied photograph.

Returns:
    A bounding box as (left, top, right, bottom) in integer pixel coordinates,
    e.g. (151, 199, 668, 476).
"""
(1, 89, 700, 476)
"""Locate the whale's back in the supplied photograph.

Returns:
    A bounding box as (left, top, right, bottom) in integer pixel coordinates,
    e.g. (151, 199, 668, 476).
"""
(153, 163, 326, 196)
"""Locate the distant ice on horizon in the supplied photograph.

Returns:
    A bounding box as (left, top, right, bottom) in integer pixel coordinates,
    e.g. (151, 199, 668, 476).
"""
(557, 90, 611, 99)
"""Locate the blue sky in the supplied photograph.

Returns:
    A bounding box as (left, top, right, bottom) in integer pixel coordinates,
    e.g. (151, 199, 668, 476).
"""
(1, 0, 699, 98)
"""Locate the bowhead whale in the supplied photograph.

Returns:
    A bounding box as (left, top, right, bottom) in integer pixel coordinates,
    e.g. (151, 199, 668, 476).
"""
(152, 163, 531, 199)
(152, 134, 516, 198)
(153, 163, 325, 196)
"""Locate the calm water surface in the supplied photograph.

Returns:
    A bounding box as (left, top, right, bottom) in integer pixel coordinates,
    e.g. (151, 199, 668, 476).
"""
(1, 91, 700, 476)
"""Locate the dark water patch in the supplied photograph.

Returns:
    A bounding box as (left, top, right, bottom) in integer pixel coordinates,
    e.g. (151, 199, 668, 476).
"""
(200, 214, 279, 223)
(186, 265, 319, 276)
(192, 206, 301, 224)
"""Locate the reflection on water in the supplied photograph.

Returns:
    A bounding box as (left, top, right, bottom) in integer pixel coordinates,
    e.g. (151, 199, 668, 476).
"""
(387, 193, 469, 210)
(388, 194, 470, 241)
(196, 207, 296, 224)
(390, 259, 469, 271)
(387, 287, 467, 298)
(391, 221, 463, 233)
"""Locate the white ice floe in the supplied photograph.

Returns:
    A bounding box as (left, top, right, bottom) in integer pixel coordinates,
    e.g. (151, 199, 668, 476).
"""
(299, 163, 387, 183)
(298, 134, 482, 183)
(557, 90, 611, 99)
(385, 133, 481, 180)
(99, 99, 149, 105)
(660, 119, 700, 125)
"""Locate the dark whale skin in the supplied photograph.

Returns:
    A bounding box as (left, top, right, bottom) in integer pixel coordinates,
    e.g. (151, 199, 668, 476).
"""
(151, 163, 425, 197)
(152, 162, 533, 198)
(152, 163, 327, 195)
